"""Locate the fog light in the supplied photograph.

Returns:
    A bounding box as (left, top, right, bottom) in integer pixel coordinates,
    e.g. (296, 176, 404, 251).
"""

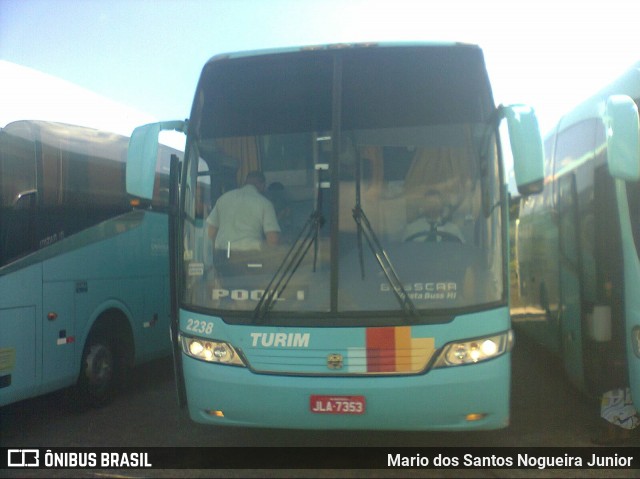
(206, 409, 225, 418)
(465, 413, 486, 422)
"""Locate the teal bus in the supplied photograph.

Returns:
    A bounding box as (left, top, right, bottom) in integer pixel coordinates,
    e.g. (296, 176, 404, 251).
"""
(514, 63, 640, 405)
(0, 120, 176, 407)
(126, 43, 543, 430)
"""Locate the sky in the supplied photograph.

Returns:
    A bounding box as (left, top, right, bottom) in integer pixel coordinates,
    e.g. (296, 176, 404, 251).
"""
(1, 0, 640, 136)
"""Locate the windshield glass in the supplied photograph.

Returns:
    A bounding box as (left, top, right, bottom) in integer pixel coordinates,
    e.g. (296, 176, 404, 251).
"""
(181, 46, 504, 320)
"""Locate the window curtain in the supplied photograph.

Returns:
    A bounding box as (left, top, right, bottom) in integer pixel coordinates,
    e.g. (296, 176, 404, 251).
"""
(214, 136, 260, 185)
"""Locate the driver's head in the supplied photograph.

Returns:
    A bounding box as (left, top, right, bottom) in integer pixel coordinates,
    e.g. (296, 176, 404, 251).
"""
(245, 170, 267, 193)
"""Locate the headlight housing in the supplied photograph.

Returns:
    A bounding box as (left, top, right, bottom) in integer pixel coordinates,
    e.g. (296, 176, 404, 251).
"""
(180, 334, 246, 366)
(433, 331, 513, 368)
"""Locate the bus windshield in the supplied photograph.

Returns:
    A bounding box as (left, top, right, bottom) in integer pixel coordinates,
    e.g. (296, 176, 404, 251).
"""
(182, 46, 503, 320)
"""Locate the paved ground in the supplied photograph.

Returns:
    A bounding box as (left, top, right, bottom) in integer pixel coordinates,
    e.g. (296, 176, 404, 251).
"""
(1, 333, 638, 478)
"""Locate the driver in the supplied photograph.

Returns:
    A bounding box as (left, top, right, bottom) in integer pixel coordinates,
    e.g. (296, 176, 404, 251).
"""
(402, 189, 465, 243)
(207, 170, 281, 254)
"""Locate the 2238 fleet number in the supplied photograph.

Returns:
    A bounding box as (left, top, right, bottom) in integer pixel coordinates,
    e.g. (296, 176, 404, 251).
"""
(185, 318, 214, 335)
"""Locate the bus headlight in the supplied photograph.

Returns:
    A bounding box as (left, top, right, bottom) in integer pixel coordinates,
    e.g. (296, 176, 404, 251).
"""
(180, 335, 246, 366)
(433, 331, 513, 368)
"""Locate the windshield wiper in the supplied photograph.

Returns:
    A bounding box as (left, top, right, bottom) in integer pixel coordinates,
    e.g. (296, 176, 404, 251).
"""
(352, 154, 417, 318)
(352, 205, 418, 318)
(253, 165, 327, 322)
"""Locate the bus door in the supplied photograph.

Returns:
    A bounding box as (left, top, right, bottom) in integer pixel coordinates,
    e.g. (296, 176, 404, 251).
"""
(620, 179, 640, 405)
(557, 171, 586, 389)
(0, 122, 43, 405)
(0, 278, 40, 406)
(603, 94, 640, 407)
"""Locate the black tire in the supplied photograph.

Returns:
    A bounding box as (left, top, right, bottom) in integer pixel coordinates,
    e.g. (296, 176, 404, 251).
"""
(77, 335, 118, 408)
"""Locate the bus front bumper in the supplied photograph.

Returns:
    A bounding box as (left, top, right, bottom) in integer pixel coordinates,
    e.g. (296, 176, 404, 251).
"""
(182, 352, 511, 431)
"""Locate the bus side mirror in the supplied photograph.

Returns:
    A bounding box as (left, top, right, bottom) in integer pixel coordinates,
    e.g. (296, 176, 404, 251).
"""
(126, 120, 186, 200)
(503, 105, 544, 196)
(605, 94, 640, 182)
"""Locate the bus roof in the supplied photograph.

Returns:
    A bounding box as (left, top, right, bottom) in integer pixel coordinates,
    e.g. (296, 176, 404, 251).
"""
(2, 119, 126, 137)
(206, 41, 478, 63)
(555, 61, 640, 134)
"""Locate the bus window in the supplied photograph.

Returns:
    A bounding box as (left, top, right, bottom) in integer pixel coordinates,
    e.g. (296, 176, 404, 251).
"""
(553, 119, 597, 176)
(0, 122, 38, 265)
(37, 124, 130, 247)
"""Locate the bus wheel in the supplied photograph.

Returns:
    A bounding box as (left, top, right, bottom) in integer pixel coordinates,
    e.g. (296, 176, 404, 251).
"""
(78, 337, 117, 408)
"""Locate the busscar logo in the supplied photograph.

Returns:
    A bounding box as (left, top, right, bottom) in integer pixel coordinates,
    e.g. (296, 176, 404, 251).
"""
(8, 449, 39, 467)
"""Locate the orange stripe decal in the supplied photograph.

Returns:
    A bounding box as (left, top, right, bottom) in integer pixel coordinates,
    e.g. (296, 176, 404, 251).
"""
(394, 326, 413, 372)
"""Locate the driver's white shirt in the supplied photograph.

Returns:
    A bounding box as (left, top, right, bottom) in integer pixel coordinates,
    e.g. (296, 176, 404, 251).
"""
(206, 184, 281, 251)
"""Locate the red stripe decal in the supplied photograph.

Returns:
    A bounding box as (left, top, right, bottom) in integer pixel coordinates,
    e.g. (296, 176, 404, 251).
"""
(366, 327, 395, 372)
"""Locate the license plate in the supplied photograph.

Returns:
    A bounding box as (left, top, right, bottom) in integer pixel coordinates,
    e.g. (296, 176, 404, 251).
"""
(309, 395, 366, 414)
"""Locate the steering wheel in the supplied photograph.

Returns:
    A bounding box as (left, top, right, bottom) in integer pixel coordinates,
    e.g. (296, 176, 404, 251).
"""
(404, 229, 463, 243)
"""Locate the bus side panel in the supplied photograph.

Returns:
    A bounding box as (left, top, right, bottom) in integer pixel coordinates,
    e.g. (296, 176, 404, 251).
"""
(72, 277, 166, 366)
(41, 281, 76, 393)
(141, 212, 171, 361)
(0, 265, 42, 406)
(42, 211, 171, 369)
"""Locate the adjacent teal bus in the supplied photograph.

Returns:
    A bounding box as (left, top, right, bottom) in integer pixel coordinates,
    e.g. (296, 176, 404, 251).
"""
(126, 43, 543, 430)
(0, 120, 176, 407)
(514, 63, 640, 405)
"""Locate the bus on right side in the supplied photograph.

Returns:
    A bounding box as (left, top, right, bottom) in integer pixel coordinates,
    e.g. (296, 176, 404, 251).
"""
(515, 62, 640, 405)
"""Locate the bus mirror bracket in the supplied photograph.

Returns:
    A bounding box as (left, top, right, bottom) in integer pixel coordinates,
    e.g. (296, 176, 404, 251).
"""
(126, 120, 186, 200)
(605, 95, 640, 182)
(503, 104, 544, 196)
